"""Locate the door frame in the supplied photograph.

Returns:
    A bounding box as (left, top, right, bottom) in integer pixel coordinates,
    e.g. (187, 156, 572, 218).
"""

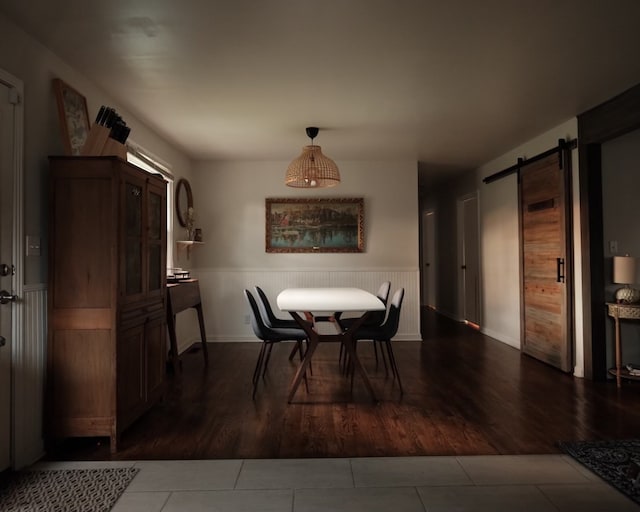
(0, 68, 25, 469)
(420, 209, 436, 309)
(457, 192, 481, 326)
(578, 83, 640, 380)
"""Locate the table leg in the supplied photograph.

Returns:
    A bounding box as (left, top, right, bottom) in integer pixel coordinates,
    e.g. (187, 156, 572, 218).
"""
(166, 313, 180, 374)
(195, 303, 209, 366)
(288, 330, 320, 402)
(287, 311, 378, 403)
(614, 313, 621, 388)
(340, 331, 377, 403)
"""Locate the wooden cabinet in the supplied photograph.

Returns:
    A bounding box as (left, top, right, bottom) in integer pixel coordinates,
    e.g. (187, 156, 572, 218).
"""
(47, 156, 167, 452)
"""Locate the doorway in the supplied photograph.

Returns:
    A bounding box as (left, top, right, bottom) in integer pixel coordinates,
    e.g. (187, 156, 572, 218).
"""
(421, 210, 436, 309)
(0, 76, 18, 471)
(519, 153, 573, 372)
(458, 194, 480, 326)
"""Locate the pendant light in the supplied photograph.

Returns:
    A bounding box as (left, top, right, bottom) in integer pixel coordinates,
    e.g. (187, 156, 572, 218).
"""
(284, 127, 340, 188)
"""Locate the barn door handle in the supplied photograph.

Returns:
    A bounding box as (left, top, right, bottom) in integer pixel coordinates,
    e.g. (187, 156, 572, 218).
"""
(556, 258, 565, 283)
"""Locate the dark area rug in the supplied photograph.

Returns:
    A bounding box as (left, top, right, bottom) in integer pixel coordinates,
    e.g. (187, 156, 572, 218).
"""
(559, 439, 640, 505)
(0, 467, 139, 512)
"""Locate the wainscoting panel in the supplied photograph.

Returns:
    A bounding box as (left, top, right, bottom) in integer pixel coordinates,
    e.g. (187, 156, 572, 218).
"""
(13, 284, 46, 468)
(190, 268, 421, 343)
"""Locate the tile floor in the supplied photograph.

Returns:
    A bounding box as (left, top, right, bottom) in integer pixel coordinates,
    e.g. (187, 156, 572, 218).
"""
(33, 455, 640, 511)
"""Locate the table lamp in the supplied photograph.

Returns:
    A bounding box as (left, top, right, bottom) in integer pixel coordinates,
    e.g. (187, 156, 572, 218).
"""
(613, 254, 640, 303)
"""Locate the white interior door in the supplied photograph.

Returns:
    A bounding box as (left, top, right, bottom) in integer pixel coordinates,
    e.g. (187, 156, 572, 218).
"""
(460, 194, 480, 326)
(421, 210, 436, 308)
(0, 80, 15, 471)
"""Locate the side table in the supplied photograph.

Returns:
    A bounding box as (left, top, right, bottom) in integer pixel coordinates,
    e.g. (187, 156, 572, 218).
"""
(606, 302, 640, 388)
(167, 279, 209, 373)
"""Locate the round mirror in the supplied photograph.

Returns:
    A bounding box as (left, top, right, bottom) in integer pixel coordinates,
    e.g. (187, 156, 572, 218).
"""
(175, 178, 193, 228)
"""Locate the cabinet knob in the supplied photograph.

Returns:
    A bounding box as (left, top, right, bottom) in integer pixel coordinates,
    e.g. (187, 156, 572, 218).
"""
(0, 290, 17, 305)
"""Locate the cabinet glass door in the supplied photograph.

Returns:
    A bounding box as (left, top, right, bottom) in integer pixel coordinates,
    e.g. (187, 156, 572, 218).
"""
(124, 179, 143, 297)
(147, 182, 166, 294)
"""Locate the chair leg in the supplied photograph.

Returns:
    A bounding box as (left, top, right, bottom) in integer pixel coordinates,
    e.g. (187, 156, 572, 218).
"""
(262, 343, 275, 378)
(253, 344, 265, 384)
(252, 344, 267, 399)
(303, 338, 313, 375)
(373, 339, 380, 369)
(377, 340, 389, 376)
(349, 341, 358, 392)
(342, 348, 352, 375)
(385, 340, 403, 395)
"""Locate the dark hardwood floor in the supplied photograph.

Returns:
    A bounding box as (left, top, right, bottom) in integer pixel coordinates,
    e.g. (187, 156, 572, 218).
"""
(47, 309, 640, 461)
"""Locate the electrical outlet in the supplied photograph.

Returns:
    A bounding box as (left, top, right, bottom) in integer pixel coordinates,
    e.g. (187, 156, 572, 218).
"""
(244, 314, 250, 325)
(26, 235, 41, 256)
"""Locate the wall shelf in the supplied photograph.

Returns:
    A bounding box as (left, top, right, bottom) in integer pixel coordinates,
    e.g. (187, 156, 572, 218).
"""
(176, 240, 204, 259)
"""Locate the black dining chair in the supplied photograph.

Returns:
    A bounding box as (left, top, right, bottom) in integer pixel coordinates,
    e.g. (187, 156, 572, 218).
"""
(244, 289, 309, 399)
(254, 286, 299, 329)
(350, 288, 405, 395)
(336, 281, 391, 369)
(254, 286, 309, 363)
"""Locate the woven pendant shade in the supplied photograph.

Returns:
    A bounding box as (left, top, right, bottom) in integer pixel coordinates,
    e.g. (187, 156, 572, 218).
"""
(285, 127, 340, 188)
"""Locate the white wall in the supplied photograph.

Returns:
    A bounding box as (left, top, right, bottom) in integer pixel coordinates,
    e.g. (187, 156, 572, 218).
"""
(176, 159, 422, 348)
(0, 12, 193, 285)
(476, 118, 584, 376)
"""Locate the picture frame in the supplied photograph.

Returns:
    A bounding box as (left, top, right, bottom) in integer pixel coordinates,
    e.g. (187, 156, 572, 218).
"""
(266, 197, 364, 253)
(52, 78, 91, 155)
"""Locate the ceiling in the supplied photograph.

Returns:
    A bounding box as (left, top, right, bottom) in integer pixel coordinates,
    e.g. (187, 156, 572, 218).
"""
(2, 0, 640, 182)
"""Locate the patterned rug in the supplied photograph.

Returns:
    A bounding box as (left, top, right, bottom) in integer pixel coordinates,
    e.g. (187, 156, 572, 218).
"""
(559, 439, 640, 505)
(0, 467, 139, 512)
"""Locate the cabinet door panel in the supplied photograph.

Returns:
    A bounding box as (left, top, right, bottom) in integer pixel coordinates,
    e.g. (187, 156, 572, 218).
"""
(117, 325, 144, 422)
(50, 330, 114, 419)
(147, 181, 166, 298)
(53, 177, 113, 308)
(145, 315, 166, 402)
(122, 175, 145, 301)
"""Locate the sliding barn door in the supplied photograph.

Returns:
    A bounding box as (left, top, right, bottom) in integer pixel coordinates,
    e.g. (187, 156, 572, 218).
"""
(519, 152, 572, 372)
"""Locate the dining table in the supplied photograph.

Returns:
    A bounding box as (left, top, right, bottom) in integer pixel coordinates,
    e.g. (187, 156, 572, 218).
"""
(276, 287, 386, 403)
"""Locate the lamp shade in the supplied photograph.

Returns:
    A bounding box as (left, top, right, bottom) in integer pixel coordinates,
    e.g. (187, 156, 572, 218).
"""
(285, 145, 340, 188)
(613, 255, 637, 284)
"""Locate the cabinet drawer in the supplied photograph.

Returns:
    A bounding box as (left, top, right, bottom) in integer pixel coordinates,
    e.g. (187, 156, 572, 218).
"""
(120, 300, 165, 329)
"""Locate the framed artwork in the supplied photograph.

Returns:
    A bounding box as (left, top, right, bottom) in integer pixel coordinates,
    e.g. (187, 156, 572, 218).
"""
(266, 197, 364, 253)
(52, 78, 90, 155)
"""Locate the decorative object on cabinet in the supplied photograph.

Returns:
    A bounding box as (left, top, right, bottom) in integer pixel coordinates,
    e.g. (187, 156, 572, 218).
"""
(265, 197, 364, 253)
(81, 105, 131, 159)
(47, 156, 167, 452)
(52, 78, 90, 155)
(285, 127, 340, 188)
(613, 255, 640, 303)
(606, 302, 640, 388)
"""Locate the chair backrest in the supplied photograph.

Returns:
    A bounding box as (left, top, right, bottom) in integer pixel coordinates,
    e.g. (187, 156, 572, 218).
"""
(244, 289, 269, 341)
(366, 281, 392, 326)
(377, 281, 391, 304)
(381, 288, 404, 339)
(254, 286, 278, 327)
